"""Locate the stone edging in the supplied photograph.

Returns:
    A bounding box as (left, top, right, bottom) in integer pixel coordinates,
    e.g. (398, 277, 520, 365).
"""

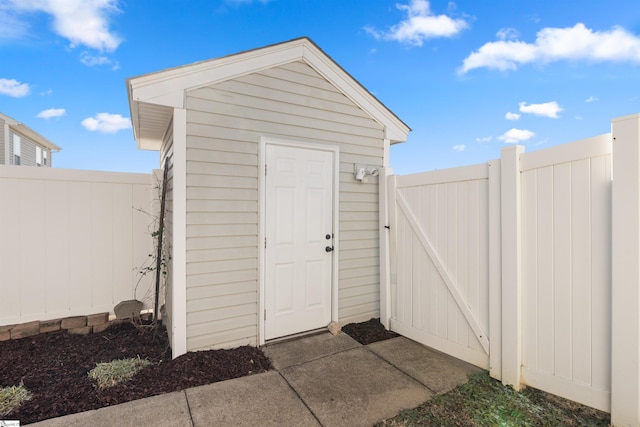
(0, 312, 111, 341)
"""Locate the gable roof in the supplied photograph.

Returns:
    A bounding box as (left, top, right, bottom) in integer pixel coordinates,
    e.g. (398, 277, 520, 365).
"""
(126, 37, 410, 150)
(0, 112, 62, 151)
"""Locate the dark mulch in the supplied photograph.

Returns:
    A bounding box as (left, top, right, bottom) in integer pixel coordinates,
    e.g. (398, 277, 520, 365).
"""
(1, 322, 271, 425)
(1, 318, 395, 424)
(341, 318, 399, 345)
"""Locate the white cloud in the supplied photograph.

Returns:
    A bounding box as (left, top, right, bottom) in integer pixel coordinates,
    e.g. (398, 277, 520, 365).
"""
(505, 112, 521, 120)
(0, 8, 29, 39)
(586, 96, 598, 103)
(453, 144, 465, 152)
(497, 27, 519, 41)
(460, 23, 640, 73)
(366, 0, 468, 46)
(37, 108, 66, 119)
(519, 101, 563, 118)
(476, 136, 492, 143)
(0, 78, 30, 97)
(79, 52, 119, 69)
(80, 52, 111, 66)
(82, 112, 131, 133)
(499, 128, 535, 143)
(6, 0, 122, 51)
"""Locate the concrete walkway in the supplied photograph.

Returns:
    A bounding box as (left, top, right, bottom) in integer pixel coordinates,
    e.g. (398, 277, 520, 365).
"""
(31, 333, 482, 427)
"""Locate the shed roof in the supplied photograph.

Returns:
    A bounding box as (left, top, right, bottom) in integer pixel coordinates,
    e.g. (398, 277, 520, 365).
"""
(0, 112, 62, 151)
(126, 37, 410, 150)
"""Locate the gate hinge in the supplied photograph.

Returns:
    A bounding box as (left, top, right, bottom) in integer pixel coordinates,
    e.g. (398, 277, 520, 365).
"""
(265, 164, 267, 176)
(264, 237, 267, 248)
(264, 309, 266, 320)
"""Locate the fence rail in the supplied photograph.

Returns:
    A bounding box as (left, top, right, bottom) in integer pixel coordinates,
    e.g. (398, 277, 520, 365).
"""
(0, 166, 157, 326)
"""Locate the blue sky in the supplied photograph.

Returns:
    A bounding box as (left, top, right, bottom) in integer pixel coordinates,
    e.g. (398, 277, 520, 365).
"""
(1, 0, 639, 174)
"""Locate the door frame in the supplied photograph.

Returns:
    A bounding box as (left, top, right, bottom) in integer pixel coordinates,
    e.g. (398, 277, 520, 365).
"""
(258, 136, 340, 345)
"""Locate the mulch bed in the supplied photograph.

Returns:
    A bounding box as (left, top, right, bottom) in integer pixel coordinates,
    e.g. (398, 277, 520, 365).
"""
(1, 322, 271, 425)
(342, 318, 399, 345)
(1, 318, 396, 424)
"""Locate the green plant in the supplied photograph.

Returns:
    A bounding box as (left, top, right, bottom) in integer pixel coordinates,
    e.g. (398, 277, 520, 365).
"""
(88, 357, 152, 389)
(0, 383, 32, 416)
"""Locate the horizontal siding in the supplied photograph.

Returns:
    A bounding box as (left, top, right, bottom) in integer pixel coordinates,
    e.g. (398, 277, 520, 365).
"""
(187, 269, 257, 288)
(0, 119, 4, 164)
(161, 130, 175, 351)
(184, 60, 384, 350)
(8, 131, 53, 167)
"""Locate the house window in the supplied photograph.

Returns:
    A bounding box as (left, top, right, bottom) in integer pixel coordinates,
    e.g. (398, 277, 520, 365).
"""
(13, 135, 21, 165)
(43, 150, 48, 166)
(36, 146, 42, 167)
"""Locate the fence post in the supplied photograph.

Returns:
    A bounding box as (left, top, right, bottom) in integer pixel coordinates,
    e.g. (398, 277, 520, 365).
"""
(500, 145, 524, 390)
(385, 174, 398, 330)
(379, 167, 393, 330)
(488, 159, 502, 380)
(611, 113, 640, 427)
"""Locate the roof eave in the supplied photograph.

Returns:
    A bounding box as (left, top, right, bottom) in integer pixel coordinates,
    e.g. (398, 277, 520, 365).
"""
(127, 37, 411, 149)
(13, 124, 62, 151)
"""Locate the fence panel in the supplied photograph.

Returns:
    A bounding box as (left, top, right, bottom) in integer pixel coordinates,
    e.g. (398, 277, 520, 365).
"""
(388, 164, 492, 369)
(520, 134, 612, 412)
(386, 133, 613, 412)
(0, 166, 157, 325)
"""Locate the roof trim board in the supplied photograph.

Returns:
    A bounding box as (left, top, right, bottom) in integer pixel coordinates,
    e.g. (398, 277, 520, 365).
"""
(127, 37, 410, 151)
(0, 112, 62, 151)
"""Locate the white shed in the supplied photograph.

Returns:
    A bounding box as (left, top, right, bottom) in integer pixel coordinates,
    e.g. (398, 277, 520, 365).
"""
(127, 37, 409, 357)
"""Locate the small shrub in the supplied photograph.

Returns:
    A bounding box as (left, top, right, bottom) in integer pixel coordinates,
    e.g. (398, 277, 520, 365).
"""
(0, 384, 32, 416)
(88, 356, 152, 389)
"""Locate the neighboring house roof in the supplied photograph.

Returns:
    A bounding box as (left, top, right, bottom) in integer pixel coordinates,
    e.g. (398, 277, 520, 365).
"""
(127, 37, 411, 150)
(0, 112, 62, 152)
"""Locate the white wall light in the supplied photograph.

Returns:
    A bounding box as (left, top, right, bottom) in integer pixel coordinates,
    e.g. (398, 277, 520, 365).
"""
(354, 164, 379, 183)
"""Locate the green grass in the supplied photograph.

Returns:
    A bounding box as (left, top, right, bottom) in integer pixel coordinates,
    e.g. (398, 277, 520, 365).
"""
(88, 356, 152, 389)
(0, 384, 32, 416)
(376, 372, 610, 427)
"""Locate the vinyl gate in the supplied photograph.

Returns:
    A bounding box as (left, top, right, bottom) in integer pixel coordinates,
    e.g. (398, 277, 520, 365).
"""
(385, 131, 616, 413)
(387, 164, 493, 370)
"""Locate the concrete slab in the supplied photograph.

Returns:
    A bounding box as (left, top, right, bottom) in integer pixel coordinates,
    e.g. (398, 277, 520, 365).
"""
(263, 332, 361, 370)
(30, 390, 192, 427)
(368, 336, 484, 394)
(280, 347, 433, 427)
(186, 371, 319, 427)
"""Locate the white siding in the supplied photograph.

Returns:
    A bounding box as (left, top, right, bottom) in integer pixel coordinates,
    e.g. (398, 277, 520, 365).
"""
(4, 131, 52, 167)
(183, 61, 385, 350)
(161, 123, 175, 350)
(0, 119, 5, 165)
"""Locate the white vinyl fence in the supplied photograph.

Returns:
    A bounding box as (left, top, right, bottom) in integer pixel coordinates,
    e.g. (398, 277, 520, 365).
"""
(0, 166, 157, 326)
(382, 113, 640, 426)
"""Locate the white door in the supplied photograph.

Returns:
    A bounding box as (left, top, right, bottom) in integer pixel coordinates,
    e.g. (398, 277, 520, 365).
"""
(264, 143, 334, 340)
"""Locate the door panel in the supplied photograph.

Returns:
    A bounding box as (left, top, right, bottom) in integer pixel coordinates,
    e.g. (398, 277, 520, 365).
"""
(265, 144, 334, 339)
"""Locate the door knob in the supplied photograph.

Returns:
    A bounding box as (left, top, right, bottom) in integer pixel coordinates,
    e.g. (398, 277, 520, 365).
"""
(325, 246, 334, 252)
